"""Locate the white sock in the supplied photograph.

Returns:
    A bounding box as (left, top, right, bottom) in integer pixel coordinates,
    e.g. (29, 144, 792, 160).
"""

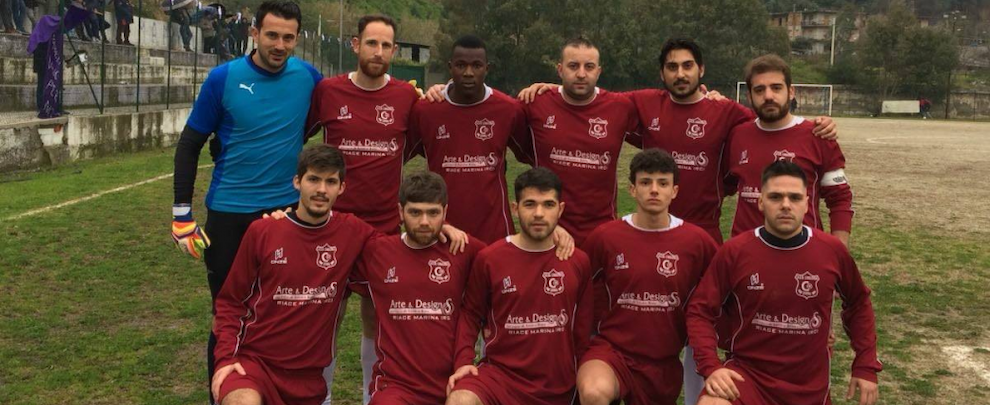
(321, 357, 336, 405)
(361, 335, 377, 405)
(682, 346, 704, 405)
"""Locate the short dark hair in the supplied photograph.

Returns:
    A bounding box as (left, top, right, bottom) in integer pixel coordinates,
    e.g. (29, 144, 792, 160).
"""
(255, 1, 302, 33)
(453, 34, 486, 52)
(561, 36, 597, 59)
(761, 160, 806, 188)
(296, 144, 346, 180)
(357, 14, 397, 38)
(745, 54, 792, 89)
(629, 148, 680, 184)
(514, 167, 562, 202)
(659, 38, 704, 66)
(399, 171, 448, 206)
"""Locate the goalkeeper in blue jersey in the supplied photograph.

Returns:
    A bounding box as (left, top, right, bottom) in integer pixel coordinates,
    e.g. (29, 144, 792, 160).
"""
(170, 1, 321, 402)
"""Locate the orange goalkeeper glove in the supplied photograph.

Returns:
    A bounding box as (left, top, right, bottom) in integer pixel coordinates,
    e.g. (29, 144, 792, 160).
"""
(172, 204, 211, 260)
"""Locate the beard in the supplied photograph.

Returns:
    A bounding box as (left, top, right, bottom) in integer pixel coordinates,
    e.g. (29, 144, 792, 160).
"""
(301, 202, 329, 220)
(667, 78, 700, 99)
(406, 226, 440, 246)
(259, 47, 288, 70)
(359, 57, 389, 78)
(519, 218, 554, 242)
(755, 99, 790, 123)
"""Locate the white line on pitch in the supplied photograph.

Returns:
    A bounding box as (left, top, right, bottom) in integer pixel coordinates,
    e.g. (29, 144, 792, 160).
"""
(941, 345, 990, 385)
(2, 164, 213, 222)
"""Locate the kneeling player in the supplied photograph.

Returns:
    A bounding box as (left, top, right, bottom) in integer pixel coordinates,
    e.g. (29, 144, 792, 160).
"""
(446, 167, 593, 405)
(686, 161, 881, 405)
(211, 145, 377, 405)
(351, 171, 486, 405)
(577, 149, 717, 405)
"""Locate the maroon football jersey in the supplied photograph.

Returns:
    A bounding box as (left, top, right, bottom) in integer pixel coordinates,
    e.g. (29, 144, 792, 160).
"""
(626, 90, 755, 242)
(582, 215, 717, 362)
(407, 86, 531, 243)
(687, 227, 881, 405)
(522, 88, 639, 245)
(213, 212, 376, 371)
(306, 74, 420, 233)
(454, 238, 594, 404)
(726, 117, 852, 236)
(352, 234, 485, 404)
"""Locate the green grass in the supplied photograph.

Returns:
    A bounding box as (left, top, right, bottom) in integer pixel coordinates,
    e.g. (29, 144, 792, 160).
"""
(1, 144, 988, 404)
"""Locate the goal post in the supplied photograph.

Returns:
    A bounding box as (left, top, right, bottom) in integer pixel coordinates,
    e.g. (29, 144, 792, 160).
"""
(736, 82, 834, 117)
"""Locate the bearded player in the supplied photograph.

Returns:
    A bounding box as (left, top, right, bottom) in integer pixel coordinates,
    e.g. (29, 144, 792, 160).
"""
(686, 160, 880, 405)
(350, 171, 486, 405)
(304, 15, 467, 403)
(211, 145, 376, 405)
(578, 148, 718, 405)
(446, 167, 594, 405)
(724, 54, 852, 245)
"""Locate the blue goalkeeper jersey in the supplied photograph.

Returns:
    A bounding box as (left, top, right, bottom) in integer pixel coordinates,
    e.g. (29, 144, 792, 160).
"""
(186, 53, 321, 213)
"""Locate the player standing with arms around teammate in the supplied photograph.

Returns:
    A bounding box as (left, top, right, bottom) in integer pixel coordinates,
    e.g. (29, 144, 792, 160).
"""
(170, 2, 320, 401)
(305, 16, 468, 404)
(725, 54, 853, 245)
(211, 145, 377, 405)
(351, 171, 486, 405)
(687, 161, 880, 405)
(446, 167, 594, 405)
(578, 149, 718, 405)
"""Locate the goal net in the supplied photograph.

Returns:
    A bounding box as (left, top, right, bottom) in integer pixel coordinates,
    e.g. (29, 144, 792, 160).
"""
(735, 83, 834, 117)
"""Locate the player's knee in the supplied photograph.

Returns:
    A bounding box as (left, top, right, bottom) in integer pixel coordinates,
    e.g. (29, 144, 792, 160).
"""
(220, 388, 263, 405)
(577, 377, 618, 405)
(697, 394, 732, 405)
(445, 390, 482, 405)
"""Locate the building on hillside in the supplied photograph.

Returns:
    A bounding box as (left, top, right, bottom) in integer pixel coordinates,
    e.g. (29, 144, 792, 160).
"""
(397, 41, 430, 64)
(769, 9, 838, 55)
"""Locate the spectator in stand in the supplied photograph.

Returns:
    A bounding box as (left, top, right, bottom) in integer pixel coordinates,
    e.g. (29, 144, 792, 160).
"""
(171, 4, 193, 52)
(113, 0, 132, 45)
(23, 0, 37, 32)
(199, 7, 217, 54)
(2, 0, 19, 34)
(232, 9, 249, 55)
(10, 0, 27, 34)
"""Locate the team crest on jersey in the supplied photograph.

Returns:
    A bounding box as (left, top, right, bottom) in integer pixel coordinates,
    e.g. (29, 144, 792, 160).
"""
(338, 105, 352, 120)
(747, 273, 765, 291)
(649, 117, 661, 131)
(542, 269, 565, 296)
(375, 104, 395, 126)
(428, 259, 452, 284)
(774, 149, 796, 162)
(316, 244, 338, 270)
(588, 117, 609, 139)
(739, 149, 750, 165)
(544, 115, 557, 129)
(436, 125, 450, 139)
(794, 271, 820, 299)
(474, 119, 495, 141)
(656, 251, 679, 277)
(686, 118, 707, 139)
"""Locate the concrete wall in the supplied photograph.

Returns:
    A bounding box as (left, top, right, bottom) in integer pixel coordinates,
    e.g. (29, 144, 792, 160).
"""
(0, 107, 189, 172)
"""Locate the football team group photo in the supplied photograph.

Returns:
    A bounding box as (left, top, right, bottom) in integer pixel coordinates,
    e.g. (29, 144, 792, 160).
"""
(165, 1, 885, 405)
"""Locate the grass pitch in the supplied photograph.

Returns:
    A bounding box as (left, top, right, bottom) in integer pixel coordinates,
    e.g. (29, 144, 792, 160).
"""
(1, 118, 988, 404)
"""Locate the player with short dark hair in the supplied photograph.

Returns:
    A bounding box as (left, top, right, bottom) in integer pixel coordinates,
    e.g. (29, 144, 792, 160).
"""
(170, 1, 320, 401)
(686, 160, 880, 405)
(577, 149, 717, 405)
(726, 54, 853, 245)
(447, 167, 593, 405)
(305, 15, 469, 404)
(516, 37, 640, 246)
(211, 144, 377, 405)
(351, 171, 485, 405)
(406, 35, 535, 244)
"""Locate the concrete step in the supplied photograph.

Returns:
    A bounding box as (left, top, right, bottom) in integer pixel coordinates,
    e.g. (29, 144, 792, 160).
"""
(0, 83, 196, 112)
(0, 55, 213, 85)
(0, 32, 219, 67)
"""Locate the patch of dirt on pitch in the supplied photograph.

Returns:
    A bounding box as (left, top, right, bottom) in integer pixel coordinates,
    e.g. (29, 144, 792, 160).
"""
(837, 118, 990, 236)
